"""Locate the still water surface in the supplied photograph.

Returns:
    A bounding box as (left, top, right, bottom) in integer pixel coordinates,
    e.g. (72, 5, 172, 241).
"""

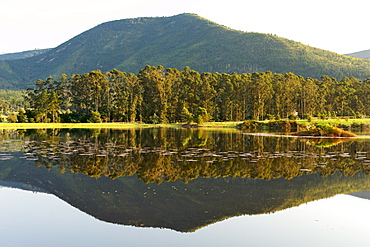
(0, 128, 369, 246)
(1, 188, 370, 247)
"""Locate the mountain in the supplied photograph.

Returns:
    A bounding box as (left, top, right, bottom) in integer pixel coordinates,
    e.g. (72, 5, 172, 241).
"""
(0, 48, 51, 61)
(2, 13, 370, 89)
(346, 49, 370, 59)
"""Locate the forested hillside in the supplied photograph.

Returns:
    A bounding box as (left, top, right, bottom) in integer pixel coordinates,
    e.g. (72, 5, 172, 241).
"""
(1, 14, 370, 89)
(23, 66, 370, 124)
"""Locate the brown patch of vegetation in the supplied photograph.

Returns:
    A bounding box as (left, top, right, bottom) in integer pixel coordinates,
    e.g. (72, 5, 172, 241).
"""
(294, 124, 356, 137)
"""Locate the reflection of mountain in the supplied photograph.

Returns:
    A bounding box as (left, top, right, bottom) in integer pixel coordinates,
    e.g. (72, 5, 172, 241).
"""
(1, 154, 370, 232)
(0, 180, 47, 193)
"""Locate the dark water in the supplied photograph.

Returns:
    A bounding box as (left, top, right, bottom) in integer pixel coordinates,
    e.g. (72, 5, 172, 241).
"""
(0, 128, 370, 246)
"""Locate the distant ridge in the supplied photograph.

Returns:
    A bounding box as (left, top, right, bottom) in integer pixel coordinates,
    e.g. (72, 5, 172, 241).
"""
(2, 13, 370, 89)
(0, 48, 51, 61)
(346, 49, 370, 59)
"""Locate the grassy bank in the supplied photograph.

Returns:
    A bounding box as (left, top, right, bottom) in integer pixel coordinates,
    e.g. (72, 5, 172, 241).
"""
(237, 118, 370, 136)
(0, 121, 245, 130)
(0, 119, 369, 131)
(0, 122, 182, 129)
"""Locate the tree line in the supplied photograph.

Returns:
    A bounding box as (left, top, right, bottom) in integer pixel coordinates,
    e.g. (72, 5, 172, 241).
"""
(23, 65, 370, 123)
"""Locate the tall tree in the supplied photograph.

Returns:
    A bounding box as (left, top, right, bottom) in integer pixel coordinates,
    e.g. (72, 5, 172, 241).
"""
(138, 65, 170, 123)
(299, 77, 319, 117)
(47, 91, 61, 123)
(249, 72, 273, 120)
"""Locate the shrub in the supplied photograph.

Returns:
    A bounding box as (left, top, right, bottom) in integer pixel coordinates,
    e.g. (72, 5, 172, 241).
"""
(149, 113, 160, 124)
(194, 107, 210, 124)
(87, 111, 102, 123)
(317, 113, 326, 120)
(17, 108, 27, 123)
(181, 107, 193, 124)
(60, 110, 88, 123)
(7, 114, 17, 123)
(303, 114, 312, 122)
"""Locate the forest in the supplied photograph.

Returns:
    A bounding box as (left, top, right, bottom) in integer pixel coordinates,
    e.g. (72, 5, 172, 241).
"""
(22, 65, 370, 124)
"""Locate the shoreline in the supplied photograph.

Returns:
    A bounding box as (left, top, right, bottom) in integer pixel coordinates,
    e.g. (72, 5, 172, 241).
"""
(0, 119, 369, 132)
(0, 122, 243, 130)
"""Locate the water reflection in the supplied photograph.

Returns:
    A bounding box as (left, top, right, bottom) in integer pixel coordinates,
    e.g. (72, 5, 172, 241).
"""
(2, 187, 369, 247)
(0, 128, 369, 232)
(7, 128, 370, 182)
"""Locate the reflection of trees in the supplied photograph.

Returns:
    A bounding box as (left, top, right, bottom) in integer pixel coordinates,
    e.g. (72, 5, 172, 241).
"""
(304, 137, 353, 148)
(5, 128, 366, 183)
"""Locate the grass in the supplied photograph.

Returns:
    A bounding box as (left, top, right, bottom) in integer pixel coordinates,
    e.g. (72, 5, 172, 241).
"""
(198, 121, 244, 130)
(0, 122, 176, 129)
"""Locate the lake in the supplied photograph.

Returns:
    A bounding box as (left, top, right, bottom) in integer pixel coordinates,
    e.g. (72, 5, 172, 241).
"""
(0, 127, 370, 246)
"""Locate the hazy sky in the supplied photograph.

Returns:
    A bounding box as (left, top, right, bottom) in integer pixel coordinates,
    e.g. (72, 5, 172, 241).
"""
(0, 0, 368, 55)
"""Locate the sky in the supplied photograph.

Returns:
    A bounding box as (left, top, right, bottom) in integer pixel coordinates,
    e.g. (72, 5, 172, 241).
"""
(0, 0, 368, 55)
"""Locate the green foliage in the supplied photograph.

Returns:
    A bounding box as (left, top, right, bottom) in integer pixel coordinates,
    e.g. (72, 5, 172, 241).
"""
(60, 110, 88, 123)
(0, 90, 24, 113)
(194, 107, 210, 124)
(303, 114, 312, 122)
(87, 111, 102, 123)
(288, 114, 297, 120)
(24, 66, 370, 124)
(25, 109, 37, 123)
(17, 108, 27, 123)
(7, 114, 17, 123)
(317, 113, 326, 120)
(181, 107, 193, 124)
(237, 120, 260, 130)
(149, 113, 160, 124)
